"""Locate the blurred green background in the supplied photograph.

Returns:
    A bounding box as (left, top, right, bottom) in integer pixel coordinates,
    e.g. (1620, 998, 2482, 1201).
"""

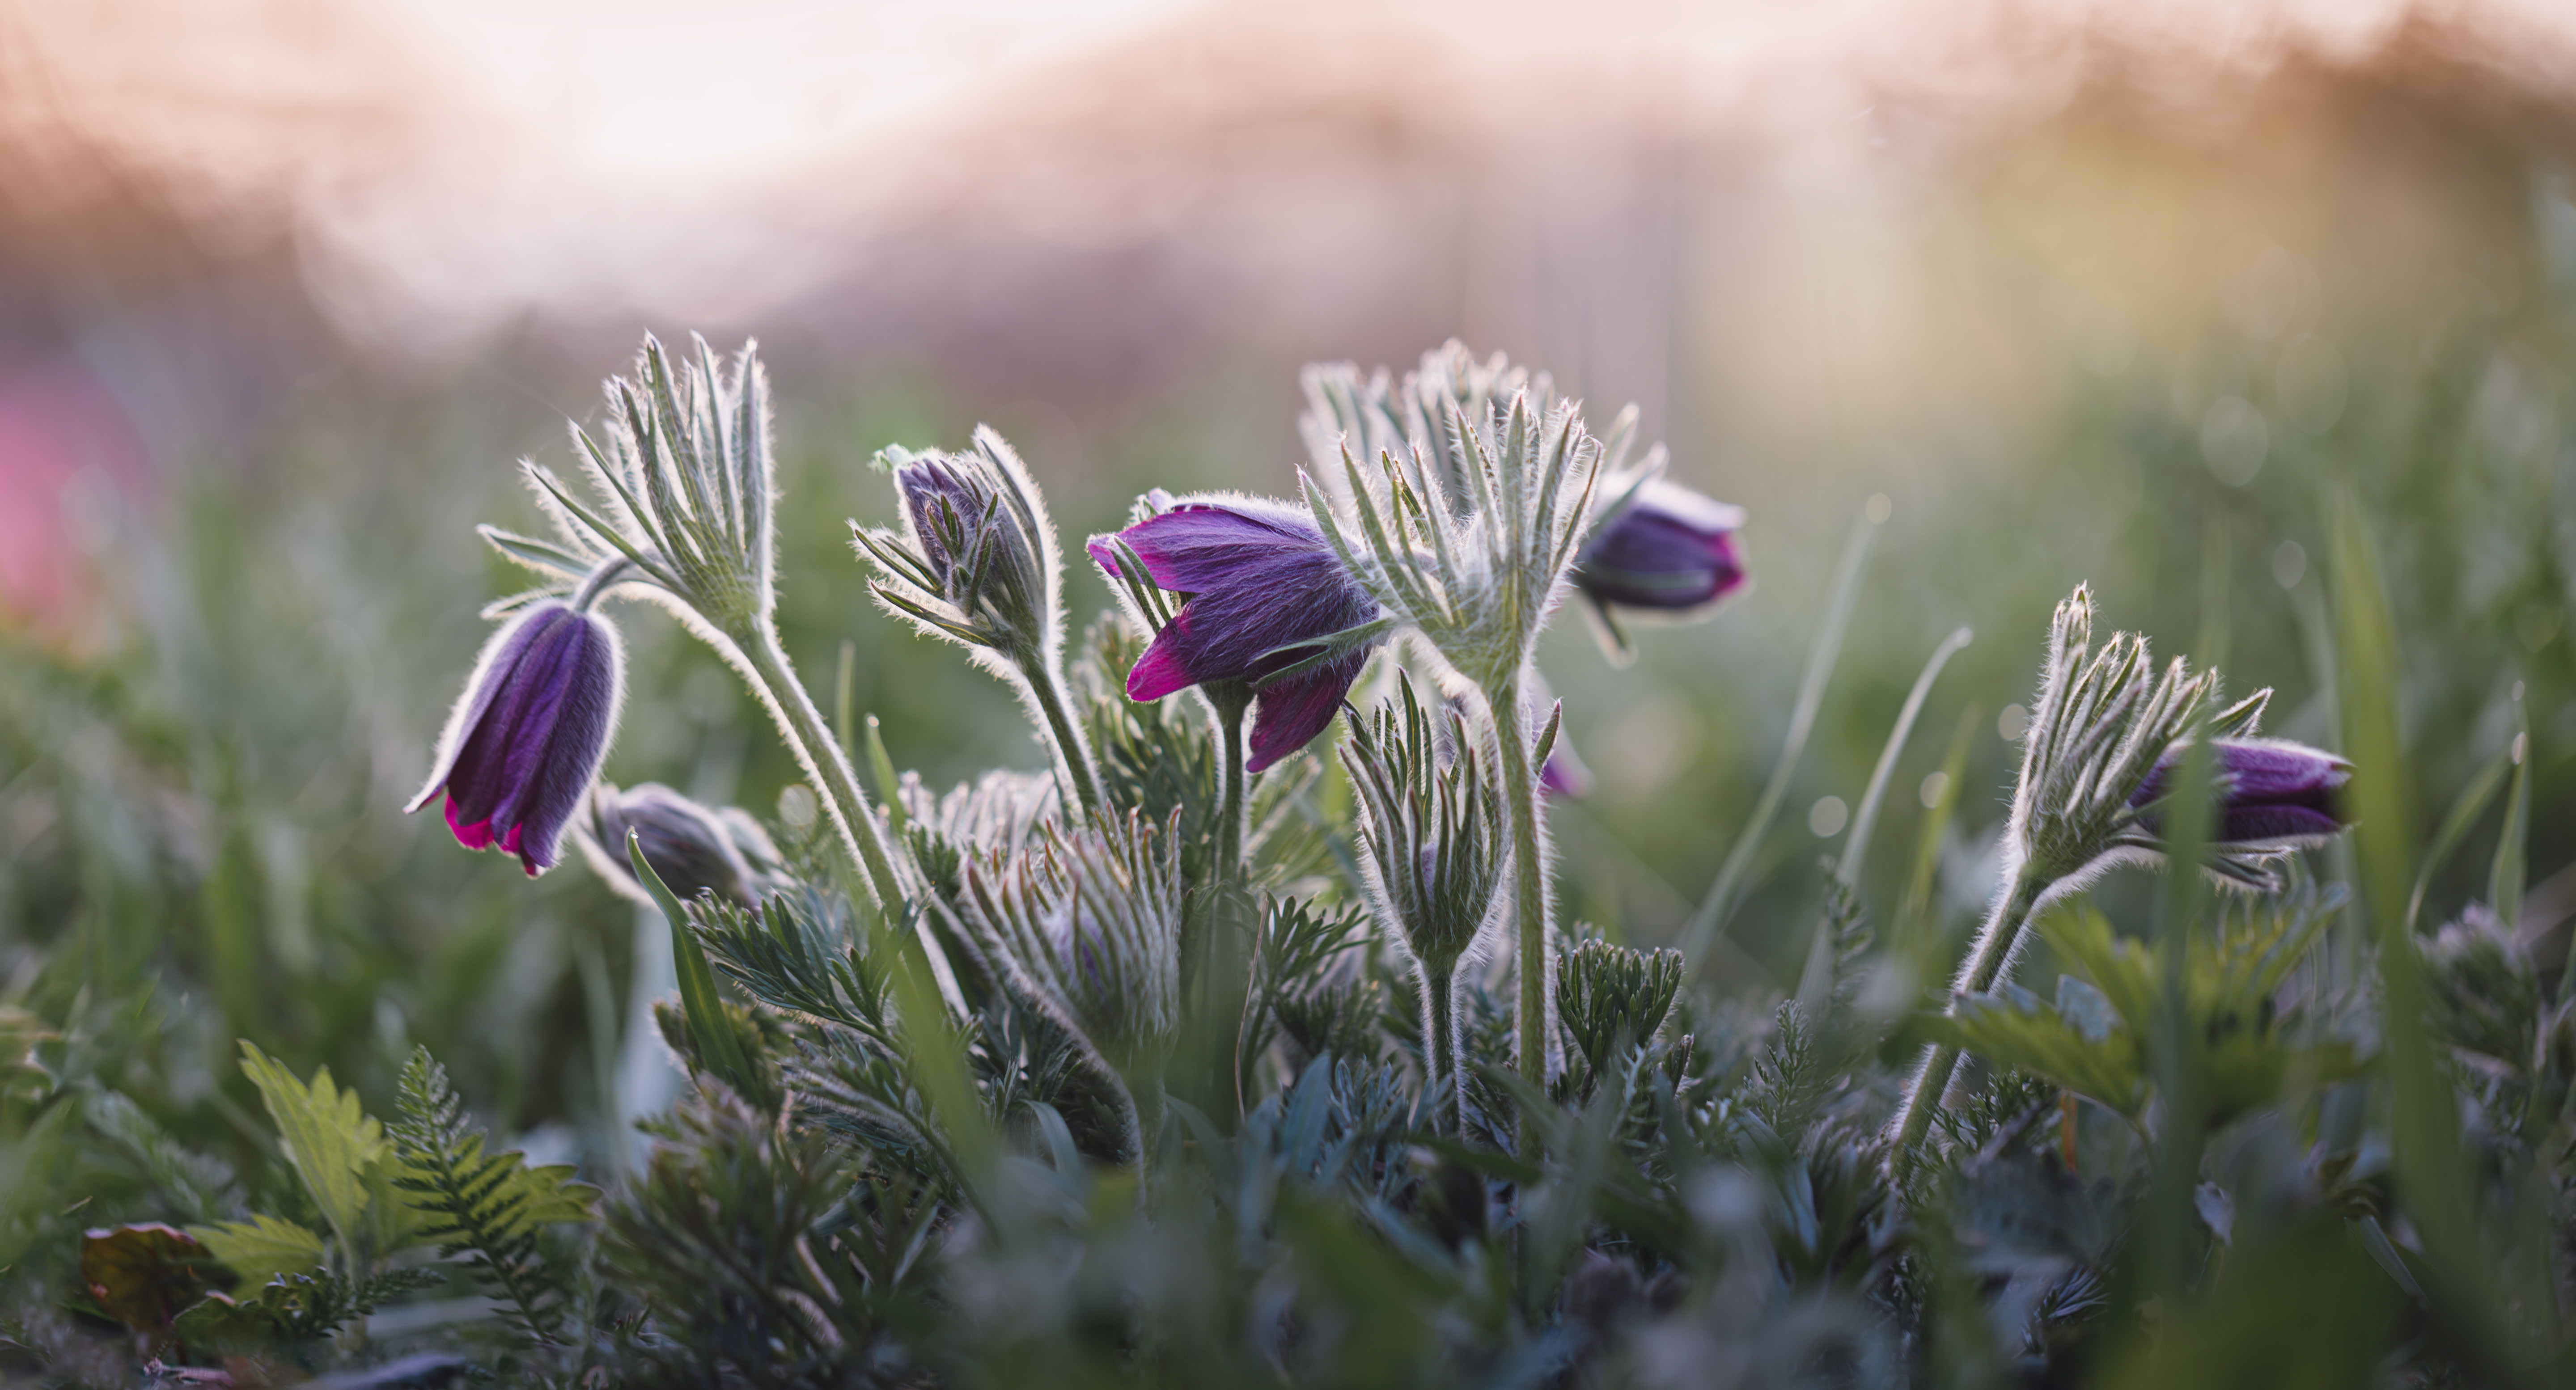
(1, 3, 2571, 1222)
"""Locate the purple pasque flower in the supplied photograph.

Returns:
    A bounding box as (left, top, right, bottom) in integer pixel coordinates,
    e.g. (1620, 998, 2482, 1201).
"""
(2129, 738, 2351, 845)
(408, 599, 625, 876)
(1575, 479, 1747, 617)
(1086, 494, 1383, 773)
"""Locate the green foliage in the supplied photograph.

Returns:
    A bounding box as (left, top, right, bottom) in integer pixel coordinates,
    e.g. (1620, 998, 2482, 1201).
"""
(1558, 938, 1683, 1082)
(229, 1040, 426, 1270)
(171, 1267, 446, 1356)
(1925, 891, 2360, 1132)
(387, 1048, 593, 1343)
(602, 1084, 933, 1387)
(192, 1214, 328, 1289)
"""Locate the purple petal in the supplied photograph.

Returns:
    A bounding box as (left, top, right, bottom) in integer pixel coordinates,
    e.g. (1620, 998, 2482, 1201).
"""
(1093, 491, 1385, 769)
(1576, 481, 1747, 613)
(1105, 501, 1328, 593)
(2218, 740, 2350, 802)
(2131, 737, 2351, 846)
(416, 604, 622, 875)
(2219, 804, 2345, 843)
(1247, 651, 1369, 773)
(1127, 619, 1200, 701)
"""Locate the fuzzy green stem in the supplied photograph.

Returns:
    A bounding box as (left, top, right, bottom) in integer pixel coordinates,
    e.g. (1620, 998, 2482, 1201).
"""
(1018, 649, 1107, 824)
(1485, 668, 1553, 1108)
(733, 620, 975, 1014)
(1886, 866, 2051, 1159)
(737, 622, 905, 904)
(1211, 692, 1250, 885)
(1423, 966, 1461, 1133)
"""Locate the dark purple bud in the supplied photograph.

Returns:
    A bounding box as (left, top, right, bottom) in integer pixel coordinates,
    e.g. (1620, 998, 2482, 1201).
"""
(1575, 480, 1746, 615)
(408, 602, 624, 876)
(1086, 495, 1383, 773)
(2130, 738, 2351, 845)
(576, 782, 783, 907)
(896, 455, 983, 586)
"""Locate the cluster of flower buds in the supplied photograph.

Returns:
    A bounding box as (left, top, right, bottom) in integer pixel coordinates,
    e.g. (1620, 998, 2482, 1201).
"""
(411, 331, 1759, 1156)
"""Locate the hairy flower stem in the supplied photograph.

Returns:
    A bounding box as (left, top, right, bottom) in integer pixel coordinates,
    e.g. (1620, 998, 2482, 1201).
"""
(1211, 692, 1250, 884)
(1423, 967, 1461, 1133)
(1886, 866, 2052, 1158)
(1017, 650, 1106, 824)
(1203, 692, 1259, 1116)
(1485, 668, 1554, 1113)
(736, 623, 905, 902)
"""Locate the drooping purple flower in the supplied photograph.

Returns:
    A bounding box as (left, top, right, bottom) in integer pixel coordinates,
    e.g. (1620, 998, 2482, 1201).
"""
(1086, 495, 1382, 773)
(2129, 738, 2351, 845)
(1575, 479, 1747, 617)
(408, 601, 624, 876)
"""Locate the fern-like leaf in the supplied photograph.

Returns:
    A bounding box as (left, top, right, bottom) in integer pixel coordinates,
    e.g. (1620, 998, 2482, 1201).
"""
(386, 1048, 594, 1344)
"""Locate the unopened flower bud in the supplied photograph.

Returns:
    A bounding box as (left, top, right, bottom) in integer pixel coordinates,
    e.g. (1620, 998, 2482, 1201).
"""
(1576, 480, 1747, 619)
(2130, 739, 2352, 846)
(861, 430, 1060, 656)
(576, 782, 784, 907)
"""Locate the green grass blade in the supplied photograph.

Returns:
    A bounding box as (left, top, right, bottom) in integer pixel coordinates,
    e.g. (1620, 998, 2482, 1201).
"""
(2493, 685, 2530, 945)
(1838, 625, 1973, 889)
(628, 831, 754, 1095)
(2331, 491, 2512, 1370)
(2405, 747, 2509, 934)
(1681, 506, 1877, 977)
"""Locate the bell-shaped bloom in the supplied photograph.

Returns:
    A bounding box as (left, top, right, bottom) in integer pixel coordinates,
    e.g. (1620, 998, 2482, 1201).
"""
(1086, 495, 1383, 773)
(408, 602, 624, 876)
(575, 782, 784, 908)
(1575, 479, 1747, 617)
(2130, 738, 2351, 845)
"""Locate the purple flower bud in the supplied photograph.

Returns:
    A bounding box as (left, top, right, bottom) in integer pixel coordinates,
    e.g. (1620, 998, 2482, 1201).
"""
(2130, 738, 2351, 845)
(407, 601, 624, 876)
(1086, 496, 1383, 773)
(1575, 480, 1747, 616)
(576, 782, 784, 908)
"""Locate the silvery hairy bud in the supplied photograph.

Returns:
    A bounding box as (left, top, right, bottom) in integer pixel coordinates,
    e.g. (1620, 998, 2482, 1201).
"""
(958, 811, 1183, 1165)
(1888, 584, 2353, 1158)
(1341, 673, 1507, 1129)
(856, 430, 1062, 665)
(575, 782, 785, 908)
(495, 334, 780, 638)
(855, 429, 1107, 821)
